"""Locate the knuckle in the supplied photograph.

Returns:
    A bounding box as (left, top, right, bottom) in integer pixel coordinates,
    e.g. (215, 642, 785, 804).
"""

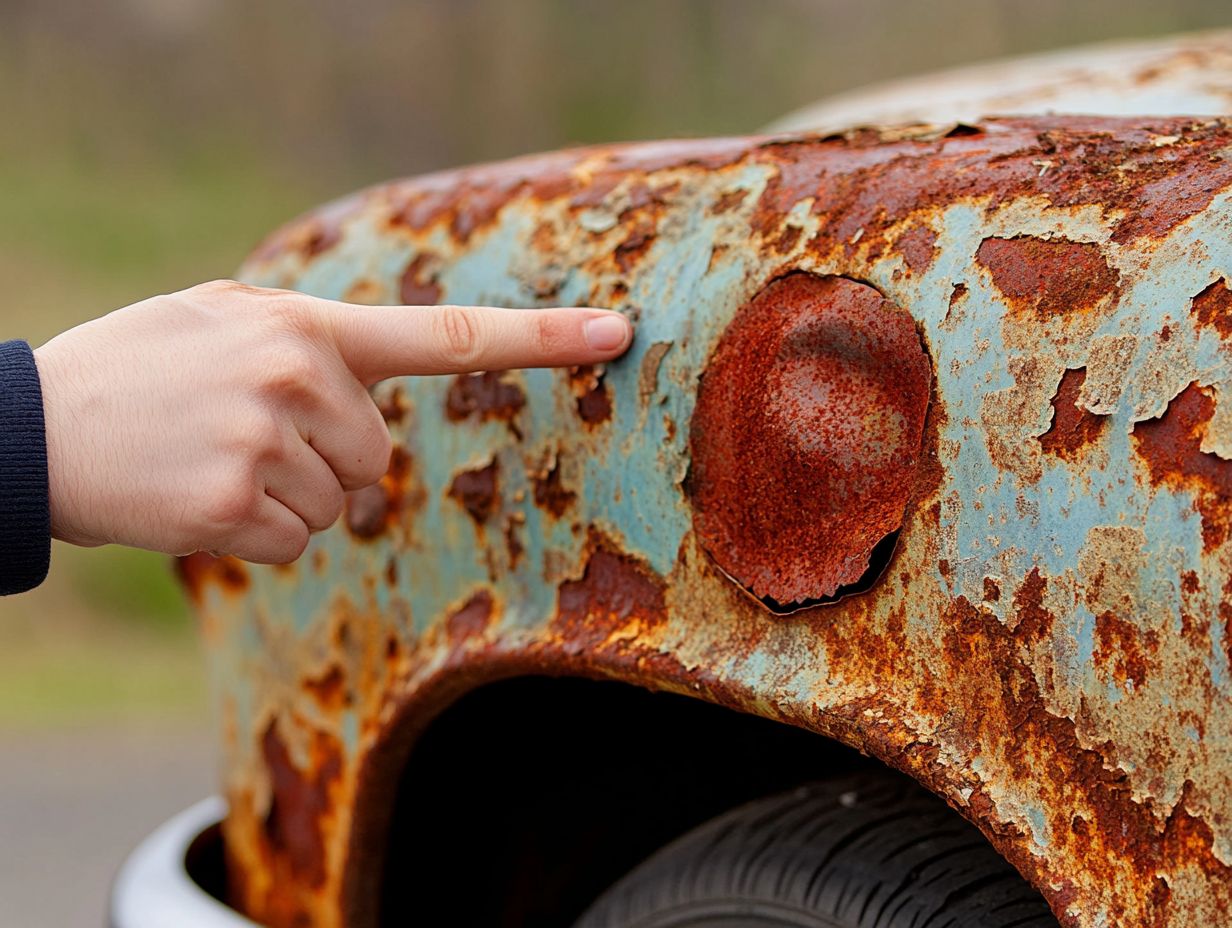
(232, 408, 284, 463)
(435, 306, 482, 368)
(201, 475, 262, 531)
(533, 312, 568, 357)
(258, 344, 320, 401)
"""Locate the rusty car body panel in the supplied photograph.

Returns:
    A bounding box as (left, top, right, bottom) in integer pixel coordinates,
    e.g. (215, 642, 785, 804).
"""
(182, 112, 1232, 928)
(771, 29, 1232, 135)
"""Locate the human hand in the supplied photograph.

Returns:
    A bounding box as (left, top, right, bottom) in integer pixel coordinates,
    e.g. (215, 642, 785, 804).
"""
(33, 280, 633, 563)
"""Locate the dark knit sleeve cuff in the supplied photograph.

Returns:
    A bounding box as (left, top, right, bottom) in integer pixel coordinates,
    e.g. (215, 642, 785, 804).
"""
(0, 340, 51, 595)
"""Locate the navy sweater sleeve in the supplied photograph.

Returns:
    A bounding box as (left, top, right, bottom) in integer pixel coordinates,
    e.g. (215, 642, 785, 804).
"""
(0, 340, 50, 595)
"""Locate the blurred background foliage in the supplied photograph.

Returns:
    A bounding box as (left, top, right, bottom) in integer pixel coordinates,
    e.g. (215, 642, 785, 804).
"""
(2, 0, 1232, 725)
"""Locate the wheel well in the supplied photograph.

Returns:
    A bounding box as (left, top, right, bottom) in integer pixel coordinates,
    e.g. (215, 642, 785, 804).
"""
(379, 676, 884, 926)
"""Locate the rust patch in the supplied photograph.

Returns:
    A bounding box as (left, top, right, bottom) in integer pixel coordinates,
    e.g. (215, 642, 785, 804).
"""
(976, 236, 1119, 321)
(398, 253, 442, 305)
(503, 516, 525, 569)
(1040, 368, 1108, 459)
(688, 273, 932, 607)
(446, 590, 494, 641)
(1011, 567, 1054, 642)
(1133, 382, 1232, 551)
(531, 456, 576, 518)
(1191, 278, 1232, 339)
(261, 722, 342, 890)
(895, 225, 938, 273)
(447, 460, 499, 525)
(303, 222, 342, 259)
(344, 447, 418, 540)
(1094, 611, 1152, 689)
(750, 117, 1232, 266)
(710, 188, 748, 214)
(303, 665, 350, 712)
(176, 554, 250, 605)
(614, 222, 656, 273)
(444, 372, 526, 435)
(569, 365, 613, 425)
(554, 538, 667, 655)
(375, 385, 408, 425)
(939, 594, 1232, 922)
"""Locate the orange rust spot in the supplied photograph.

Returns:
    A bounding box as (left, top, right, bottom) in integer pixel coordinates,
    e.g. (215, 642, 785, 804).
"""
(175, 552, 217, 604)
(614, 222, 655, 273)
(895, 225, 938, 273)
(444, 372, 525, 435)
(769, 225, 802, 254)
(1191, 278, 1232, 339)
(303, 665, 350, 712)
(568, 365, 612, 425)
(1012, 567, 1053, 642)
(376, 385, 408, 425)
(983, 577, 1001, 602)
(399, 254, 442, 305)
(710, 188, 748, 214)
(555, 540, 667, 654)
(344, 447, 418, 540)
(385, 556, 398, 587)
(1094, 611, 1153, 689)
(1133, 383, 1232, 551)
(503, 517, 524, 570)
(176, 549, 250, 601)
(531, 457, 576, 518)
(447, 460, 499, 525)
(1040, 368, 1108, 459)
(447, 590, 494, 641)
(688, 273, 931, 607)
(214, 557, 250, 592)
(261, 722, 342, 890)
(976, 236, 1118, 320)
(303, 222, 342, 258)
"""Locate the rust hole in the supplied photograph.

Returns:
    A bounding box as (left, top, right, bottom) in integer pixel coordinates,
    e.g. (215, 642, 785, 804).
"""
(751, 530, 901, 615)
(687, 273, 931, 608)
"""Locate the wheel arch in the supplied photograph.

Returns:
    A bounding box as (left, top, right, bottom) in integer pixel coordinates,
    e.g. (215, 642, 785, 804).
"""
(341, 659, 1061, 928)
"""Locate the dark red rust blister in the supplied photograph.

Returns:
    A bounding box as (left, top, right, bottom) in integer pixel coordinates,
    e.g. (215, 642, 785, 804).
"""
(688, 273, 932, 611)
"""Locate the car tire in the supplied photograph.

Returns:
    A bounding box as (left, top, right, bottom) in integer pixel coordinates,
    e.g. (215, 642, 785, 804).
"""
(574, 770, 1057, 928)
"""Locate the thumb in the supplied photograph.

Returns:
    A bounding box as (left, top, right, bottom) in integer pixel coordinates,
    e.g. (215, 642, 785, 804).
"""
(316, 300, 633, 383)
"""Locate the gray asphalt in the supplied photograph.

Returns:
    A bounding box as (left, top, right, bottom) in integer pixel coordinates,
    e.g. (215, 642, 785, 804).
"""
(0, 721, 215, 927)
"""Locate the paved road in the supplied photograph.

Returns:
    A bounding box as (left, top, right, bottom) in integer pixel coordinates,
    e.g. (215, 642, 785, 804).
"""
(0, 721, 215, 927)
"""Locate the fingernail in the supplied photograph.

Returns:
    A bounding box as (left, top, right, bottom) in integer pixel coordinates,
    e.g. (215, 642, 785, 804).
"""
(584, 314, 630, 352)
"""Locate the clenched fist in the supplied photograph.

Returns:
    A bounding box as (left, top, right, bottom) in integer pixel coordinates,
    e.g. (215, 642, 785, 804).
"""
(34, 280, 633, 564)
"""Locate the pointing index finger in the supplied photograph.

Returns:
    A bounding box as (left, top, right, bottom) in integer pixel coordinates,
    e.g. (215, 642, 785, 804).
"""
(318, 300, 634, 384)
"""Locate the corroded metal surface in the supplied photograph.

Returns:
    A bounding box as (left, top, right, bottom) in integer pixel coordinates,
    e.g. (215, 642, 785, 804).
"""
(688, 273, 931, 608)
(770, 29, 1232, 135)
(187, 115, 1232, 927)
